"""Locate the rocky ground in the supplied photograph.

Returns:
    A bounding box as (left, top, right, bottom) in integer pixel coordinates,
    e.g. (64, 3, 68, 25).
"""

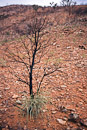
(0, 5, 87, 130)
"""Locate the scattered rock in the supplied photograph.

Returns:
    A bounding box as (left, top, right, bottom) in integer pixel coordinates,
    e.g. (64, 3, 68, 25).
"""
(24, 125, 27, 130)
(56, 45, 60, 47)
(76, 64, 82, 68)
(52, 90, 55, 93)
(59, 106, 68, 113)
(16, 100, 22, 105)
(0, 95, 2, 99)
(12, 94, 19, 99)
(63, 117, 68, 121)
(51, 108, 56, 111)
(0, 109, 7, 114)
(79, 45, 85, 50)
(0, 103, 3, 106)
(68, 113, 79, 122)
(43, 109, 47, 113)
(65, 105, 75, 111)
(57, 118, 66, 125)
(80, 118, 87, 127)
(52, 111, 57, 114)
(58, 68, 65, 71)
(8, 114, 14, 119)
(79, 89, 83, 92)
(83, 42, 87, 45)
(53, 42, 56, 45)
(67, 46, 71, 49)
(4, 87, 10, 90)
(0, 122, 6, 129)
(66, 127, 83, 130)
(61, 85, 67, 88)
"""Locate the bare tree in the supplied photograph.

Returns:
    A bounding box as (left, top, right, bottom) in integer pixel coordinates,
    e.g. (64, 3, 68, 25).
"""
(4, 15, 59, 98)
(50, 2, 57, 12)
(32, 5, 39, 12)
(61, 0, 76, 15)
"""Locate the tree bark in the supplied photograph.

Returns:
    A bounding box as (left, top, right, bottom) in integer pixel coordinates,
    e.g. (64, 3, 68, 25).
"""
(29, 32, 38, 96)
(29, 68, 33, 95)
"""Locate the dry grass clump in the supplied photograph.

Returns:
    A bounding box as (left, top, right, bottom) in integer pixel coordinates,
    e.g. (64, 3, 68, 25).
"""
(0, 58, 7, 67)
(16, 91, 49, 119)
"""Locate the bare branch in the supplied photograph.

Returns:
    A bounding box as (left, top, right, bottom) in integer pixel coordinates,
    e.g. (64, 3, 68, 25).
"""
(7, 67, 29, 86)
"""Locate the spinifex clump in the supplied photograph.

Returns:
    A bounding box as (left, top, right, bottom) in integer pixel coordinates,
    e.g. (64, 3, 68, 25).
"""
(17, 91, 49, 119)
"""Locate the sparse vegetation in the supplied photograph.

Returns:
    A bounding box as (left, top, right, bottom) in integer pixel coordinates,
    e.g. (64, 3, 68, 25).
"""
(0, 58, 6, 67)
(16, 91, 49, 119)
(61, 0, 77, 15)
(0, 3, 87, 130)
(4, 11, 59, 119)
(32, 5, 39, 12)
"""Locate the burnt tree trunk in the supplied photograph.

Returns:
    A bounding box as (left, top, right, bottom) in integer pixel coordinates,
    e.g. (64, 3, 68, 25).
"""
(29, 66, 33, 95)
(29, 31, 38, 96)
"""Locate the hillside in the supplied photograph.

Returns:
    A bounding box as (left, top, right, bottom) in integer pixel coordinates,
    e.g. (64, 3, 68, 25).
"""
(0, 4, 87, 130)
(0, 5, 87, 42)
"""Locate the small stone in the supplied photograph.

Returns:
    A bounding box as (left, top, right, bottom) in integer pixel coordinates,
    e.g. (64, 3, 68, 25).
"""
(43, 109, 47, 113)
(67, 46, 71, 49)
(61, 85, 67, 88)
(51, 108, 55, 111)
(63, 117, 68, 121)
(66, 127, 71, 130)
(57, 118, 66, 125)
(69, 113, 79, 122)
(60, 106, 68, 113)
(66, 105, 75, 111)
(52, 111, 57, 114)
(24, 125, 27, 130)
(16, 100, 22, 105)
(4, 87, 10, 90)
(66, 127, 82, 130)
(52, 90, 55, 93)
(79, 89, 83, 92)
(58, 68, 65, 71)
(83, 42, 87, 45)
(53, 43, 56, 45)
(80, 118, 87, 127)
(12, 94, 19, 99)
(56, 45, 60, 47)
(16, 81, 19, 83)
(76, 64, 82, 68)
(4, 108, 7, 111)
(9, 114, 14, 119)
(6, 125, 8, 129)
(0, 95, 2, 99)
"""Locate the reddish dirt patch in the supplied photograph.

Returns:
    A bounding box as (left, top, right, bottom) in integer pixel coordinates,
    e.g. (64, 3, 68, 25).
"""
(0, 5, 87, 130)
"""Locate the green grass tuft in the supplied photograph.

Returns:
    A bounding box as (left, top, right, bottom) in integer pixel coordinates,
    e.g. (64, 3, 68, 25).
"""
(16, 91, 49, 119)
